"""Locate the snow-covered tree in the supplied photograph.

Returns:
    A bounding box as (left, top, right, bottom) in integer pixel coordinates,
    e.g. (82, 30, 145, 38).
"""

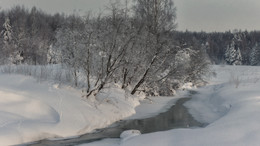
(47, 44, 61, 64)
(175, 48, 194, 68)
(130, 0, 177, 95)
(1, 17, 23, 64)
(250, 43, 260, 66)
(2, 17, 13, 46)
(53, 0, 209, 97)
(2, 17, 14, 62)
(225, 34, 242, 65)
(55, 26, 84, 87)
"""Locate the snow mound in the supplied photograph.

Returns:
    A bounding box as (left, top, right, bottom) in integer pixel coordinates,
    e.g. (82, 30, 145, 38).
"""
(0, 90, 60, 145)
(0, 91, 59, 123)
(120, 130, 141, 142)
(184, 84, 231, 124)
(0, 74, 141, 145)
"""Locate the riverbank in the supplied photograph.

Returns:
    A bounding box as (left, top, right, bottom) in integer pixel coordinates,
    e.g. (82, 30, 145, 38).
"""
(0, 71, 189, 145)
(0, 74, 143, 145)
(118, 65, 260, 146)
(30, 96, 202, 146)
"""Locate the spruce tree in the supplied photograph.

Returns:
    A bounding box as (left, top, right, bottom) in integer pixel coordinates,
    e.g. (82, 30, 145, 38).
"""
(250, 43, 260, 66)
(2, 17, 13, 52)
(225, 34, 242, 65)
(2, 17, 23, 64)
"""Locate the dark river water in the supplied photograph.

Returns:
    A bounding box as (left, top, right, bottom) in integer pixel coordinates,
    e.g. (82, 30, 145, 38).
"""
(26, 91, 204, 146)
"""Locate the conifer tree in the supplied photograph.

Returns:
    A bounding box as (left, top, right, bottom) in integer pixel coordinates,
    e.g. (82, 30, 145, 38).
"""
(225, 34, 242, 65)
(250, 43, 260, 66)
(2, 17, 13, 52)
(1, 17, 24, 64)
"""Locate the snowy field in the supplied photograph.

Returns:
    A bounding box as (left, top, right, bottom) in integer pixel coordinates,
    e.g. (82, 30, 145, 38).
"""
(83, 65, 260, 146)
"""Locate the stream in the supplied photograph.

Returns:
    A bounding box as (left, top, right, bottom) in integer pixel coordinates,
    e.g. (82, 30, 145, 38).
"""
(28, 91, 204, 146)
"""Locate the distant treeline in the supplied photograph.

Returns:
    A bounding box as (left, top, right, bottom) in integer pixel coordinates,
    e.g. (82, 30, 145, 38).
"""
(1, 6, 260, 66)
(173, 30, 260, 65)
(0, 5, 78, 65)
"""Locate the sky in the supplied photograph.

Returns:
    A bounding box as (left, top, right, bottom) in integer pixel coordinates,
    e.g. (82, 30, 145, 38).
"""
(0, 0, 260, 32)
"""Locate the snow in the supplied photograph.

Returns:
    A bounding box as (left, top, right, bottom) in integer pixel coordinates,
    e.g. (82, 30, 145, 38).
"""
(2, 65, 260, 146)
(0, 63, 184, 145)
(84, 65, 260, 146)
(126, 96, 180, 120)
(0, 73, 141, 145)
(120, 65, 260, 146)
(120, 130, 141, 142)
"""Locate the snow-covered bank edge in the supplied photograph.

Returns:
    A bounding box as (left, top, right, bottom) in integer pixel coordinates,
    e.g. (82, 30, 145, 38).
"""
(126, 89, 191, 120)
(0, 70, 192, 145)
(119, 65, 260, 146)
(0, 73, 141, 145)
(81, 65, 260, 146)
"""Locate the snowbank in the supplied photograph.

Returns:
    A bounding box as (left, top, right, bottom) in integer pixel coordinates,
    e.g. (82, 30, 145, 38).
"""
(126, 95, 181, 120)
(0, 74, 140, 145)
(120, 130, 141, 142)
(119, 65, 260, 146)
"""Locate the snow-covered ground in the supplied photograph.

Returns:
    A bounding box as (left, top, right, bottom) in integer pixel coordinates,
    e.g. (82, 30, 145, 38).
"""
(0, 73, 144, 145)
(2, 65, 260, 146)
(83, 65, 260, 146)
(0, 69, 182, 145)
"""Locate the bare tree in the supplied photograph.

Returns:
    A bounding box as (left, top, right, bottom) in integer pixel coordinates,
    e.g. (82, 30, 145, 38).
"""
(82, 1, 136, 97)
(130, 0, 177, 95)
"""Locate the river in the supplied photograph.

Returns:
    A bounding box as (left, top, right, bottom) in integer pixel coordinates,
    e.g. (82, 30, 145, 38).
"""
(28, 91, 204, 146)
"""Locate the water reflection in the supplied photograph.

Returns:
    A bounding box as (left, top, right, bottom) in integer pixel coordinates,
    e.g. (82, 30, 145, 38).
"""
(122, 98, 203, 134)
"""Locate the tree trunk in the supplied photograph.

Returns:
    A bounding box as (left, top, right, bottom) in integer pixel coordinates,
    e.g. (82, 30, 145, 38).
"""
(131, 53, 158, 95)
(121, 68, 128, 89)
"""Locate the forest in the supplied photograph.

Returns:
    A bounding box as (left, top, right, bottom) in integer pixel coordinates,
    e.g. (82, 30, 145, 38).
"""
(1, 1, 260, 98)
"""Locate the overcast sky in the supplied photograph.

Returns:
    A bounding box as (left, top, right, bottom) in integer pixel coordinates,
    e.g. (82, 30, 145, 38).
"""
(0, 0, 259, 32)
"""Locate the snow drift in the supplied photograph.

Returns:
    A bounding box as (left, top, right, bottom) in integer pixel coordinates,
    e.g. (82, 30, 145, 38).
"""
(0, 73, 140, 145)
